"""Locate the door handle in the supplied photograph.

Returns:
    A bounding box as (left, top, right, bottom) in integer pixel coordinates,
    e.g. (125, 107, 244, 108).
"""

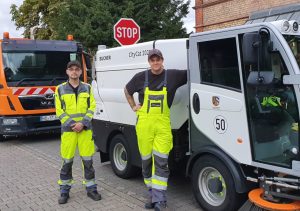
(193, 93, 200, 114)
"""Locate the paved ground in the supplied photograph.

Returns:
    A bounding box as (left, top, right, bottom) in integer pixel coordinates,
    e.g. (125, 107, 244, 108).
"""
(0, 134, 201, 211)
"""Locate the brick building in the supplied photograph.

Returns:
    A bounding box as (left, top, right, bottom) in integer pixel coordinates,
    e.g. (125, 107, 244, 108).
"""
(195, 0, 300, 32)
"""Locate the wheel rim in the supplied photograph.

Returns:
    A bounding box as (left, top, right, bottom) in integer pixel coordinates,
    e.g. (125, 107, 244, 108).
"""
(198, 167, 226, 206)
(113, 143, 127, 171)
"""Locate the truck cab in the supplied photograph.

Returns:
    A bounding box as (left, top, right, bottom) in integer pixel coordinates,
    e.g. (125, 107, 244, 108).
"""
(188, 20, 300, 210)
(0, 33, 91, 141)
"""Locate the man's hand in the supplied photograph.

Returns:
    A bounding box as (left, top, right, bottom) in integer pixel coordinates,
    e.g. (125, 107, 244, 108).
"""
(132, 104, 141, 112)
(71, 122, 84, 133)
(124, 87, 141, 112)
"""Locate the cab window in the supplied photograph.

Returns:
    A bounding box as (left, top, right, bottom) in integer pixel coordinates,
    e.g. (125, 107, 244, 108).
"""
(198, 38, 241, 91)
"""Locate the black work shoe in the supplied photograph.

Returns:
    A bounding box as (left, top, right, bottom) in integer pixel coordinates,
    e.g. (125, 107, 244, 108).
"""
(154, 201, 169, 211)
(87, 190, 102, 201)
(58, 193, 69, 204)
(145, 198, 155, 209)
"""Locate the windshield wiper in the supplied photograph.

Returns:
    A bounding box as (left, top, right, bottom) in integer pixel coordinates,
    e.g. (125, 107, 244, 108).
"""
(15, 78, 49, 86)
(50, 77, 67, 85)
(15, 77, 67, 86)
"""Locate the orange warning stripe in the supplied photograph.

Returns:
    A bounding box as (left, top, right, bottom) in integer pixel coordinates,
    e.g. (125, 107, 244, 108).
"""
(249, 188, 300, 211)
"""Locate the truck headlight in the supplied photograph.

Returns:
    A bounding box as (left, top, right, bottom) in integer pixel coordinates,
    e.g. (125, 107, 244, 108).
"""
(293, 21, 299, 32)
(282, 20, 290, 32)
(3, 119, 18, 125)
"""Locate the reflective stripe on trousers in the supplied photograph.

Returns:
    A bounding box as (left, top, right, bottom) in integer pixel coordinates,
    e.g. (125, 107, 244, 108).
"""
(58, 129, 96, 187)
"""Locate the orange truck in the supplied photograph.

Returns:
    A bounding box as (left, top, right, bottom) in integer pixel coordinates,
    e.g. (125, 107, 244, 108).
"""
(0, 32, 91, 141)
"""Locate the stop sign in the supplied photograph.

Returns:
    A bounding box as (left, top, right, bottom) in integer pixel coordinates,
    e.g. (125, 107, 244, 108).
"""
(114, 18, 140, 46)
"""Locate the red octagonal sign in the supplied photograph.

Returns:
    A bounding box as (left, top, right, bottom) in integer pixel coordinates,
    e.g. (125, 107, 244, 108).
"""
(114, 18, 140, 46)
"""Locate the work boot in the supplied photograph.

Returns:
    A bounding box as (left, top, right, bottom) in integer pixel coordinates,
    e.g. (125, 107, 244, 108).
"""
(87, 190, 102, 201)
(58, 193, 69, 204)
(144, 197, 155, 209)
(154, 201, 169, 211)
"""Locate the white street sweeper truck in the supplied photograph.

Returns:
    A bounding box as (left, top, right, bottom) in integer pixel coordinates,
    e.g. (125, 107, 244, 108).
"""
(92, 20, 300, 211)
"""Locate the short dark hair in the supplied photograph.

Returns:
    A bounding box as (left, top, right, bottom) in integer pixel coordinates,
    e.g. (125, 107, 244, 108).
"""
(67, 60, 82, 69)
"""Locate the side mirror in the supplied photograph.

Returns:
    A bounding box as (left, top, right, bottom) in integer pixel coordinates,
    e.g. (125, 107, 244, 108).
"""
(84, 53, 92, 70)
(242, 32, 260, 65)
(283, 75, 300, 85)
(4, 67, 14, 80)
(247, 71, 274, 85)
(259, 28, 273, 52)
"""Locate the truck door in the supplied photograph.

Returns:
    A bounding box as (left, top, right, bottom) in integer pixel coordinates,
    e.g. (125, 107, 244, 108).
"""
(189, 35, 252, 165)
(240, 30, 300, 169)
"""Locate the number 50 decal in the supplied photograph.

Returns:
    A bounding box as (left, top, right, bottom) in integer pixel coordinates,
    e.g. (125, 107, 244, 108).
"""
(213, 115, 228, 134)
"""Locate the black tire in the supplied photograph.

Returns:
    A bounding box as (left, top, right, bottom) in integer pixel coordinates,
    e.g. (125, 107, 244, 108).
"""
(192, 155, 243, 211)
(0, 135, 4, 142)
(109, 134, 138, 179)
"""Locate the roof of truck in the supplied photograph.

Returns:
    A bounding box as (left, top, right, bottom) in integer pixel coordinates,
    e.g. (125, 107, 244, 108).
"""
(246, 3, 300, 24)
(1, 39, 78, 52)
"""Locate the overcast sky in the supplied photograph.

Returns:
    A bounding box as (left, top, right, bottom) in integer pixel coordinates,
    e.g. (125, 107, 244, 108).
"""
(0, 0, 195, 38)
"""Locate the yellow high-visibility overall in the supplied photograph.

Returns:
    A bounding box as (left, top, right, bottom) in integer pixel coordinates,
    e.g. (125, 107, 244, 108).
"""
(136, 71, 173, 202)
(55, 82, 96, 192)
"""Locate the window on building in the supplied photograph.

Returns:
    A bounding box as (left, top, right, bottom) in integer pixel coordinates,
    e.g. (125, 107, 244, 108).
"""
(198, 38, 241, 90)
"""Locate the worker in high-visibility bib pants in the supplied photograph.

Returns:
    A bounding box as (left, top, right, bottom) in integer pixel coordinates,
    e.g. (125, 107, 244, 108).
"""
(125, 49, 187, 211)
(55, 61, 101, 204)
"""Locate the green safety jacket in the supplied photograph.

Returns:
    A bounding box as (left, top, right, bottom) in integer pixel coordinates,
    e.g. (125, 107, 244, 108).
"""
(55, 81, 96, 132)
(261, 96, 281, 107)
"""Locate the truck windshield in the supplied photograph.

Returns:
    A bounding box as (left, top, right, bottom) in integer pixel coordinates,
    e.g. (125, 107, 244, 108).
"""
(2, 51, 82, 87)
(284, 35, 300, 70)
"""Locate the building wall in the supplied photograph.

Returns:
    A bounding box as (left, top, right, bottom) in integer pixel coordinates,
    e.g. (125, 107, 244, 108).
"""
(195, 0, 300, 32)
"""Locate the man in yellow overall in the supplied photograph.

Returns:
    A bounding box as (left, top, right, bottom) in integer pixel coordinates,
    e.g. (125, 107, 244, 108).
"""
(55, 61, 101, 204)
(124, 49, 187, 210)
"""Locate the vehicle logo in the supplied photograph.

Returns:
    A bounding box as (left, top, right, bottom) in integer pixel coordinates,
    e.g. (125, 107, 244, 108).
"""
(41, 101, 54, 106)
(41, 93, 55, 106)
(44, 93, 55, 100)
(212, 96, 220, 107)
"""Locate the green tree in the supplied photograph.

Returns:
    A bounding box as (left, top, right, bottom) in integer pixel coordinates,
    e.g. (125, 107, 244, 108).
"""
(11, 0, 190, 50)
(11, 0, 67, 39)
(55, 0, 116, 49)
(118, 0, 190, 42)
